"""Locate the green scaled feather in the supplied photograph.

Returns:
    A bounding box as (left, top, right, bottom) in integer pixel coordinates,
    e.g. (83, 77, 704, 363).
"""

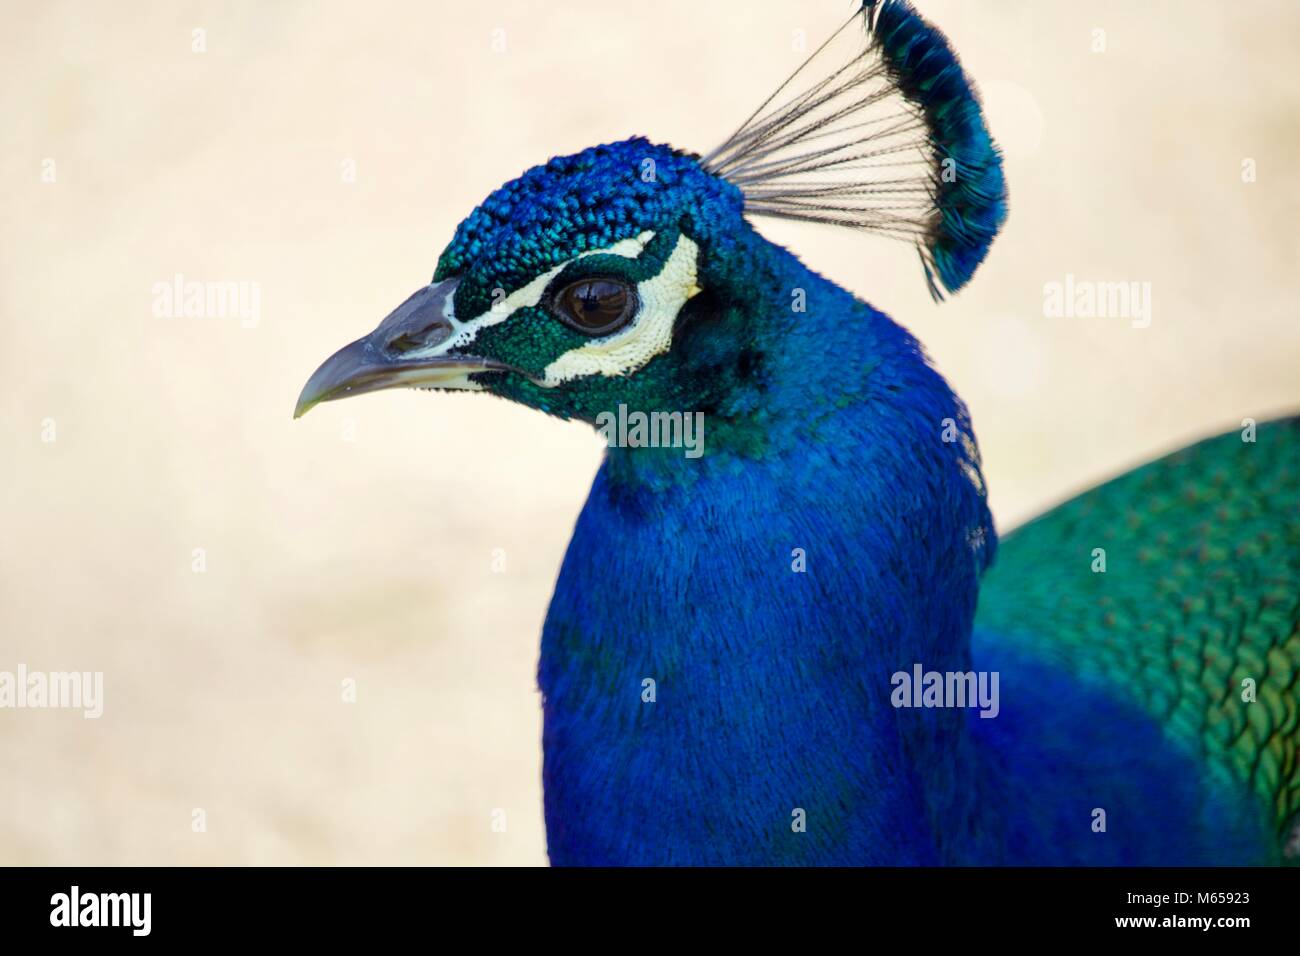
(976, 417, 1300, 850)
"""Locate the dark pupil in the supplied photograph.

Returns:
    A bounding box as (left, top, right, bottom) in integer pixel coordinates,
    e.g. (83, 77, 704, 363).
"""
(565, 280, 627, 329)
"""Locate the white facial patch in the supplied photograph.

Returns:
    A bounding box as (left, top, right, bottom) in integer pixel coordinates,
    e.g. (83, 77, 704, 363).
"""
(402, 232, 656, 363)
(541, 233, 702, 387)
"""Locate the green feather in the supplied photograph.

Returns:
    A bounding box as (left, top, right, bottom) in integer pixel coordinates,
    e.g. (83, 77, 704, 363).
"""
(977, 418, 1300, 846)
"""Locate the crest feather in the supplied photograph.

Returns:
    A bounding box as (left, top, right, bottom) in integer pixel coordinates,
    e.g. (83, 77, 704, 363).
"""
(700, 0, 1007, 299)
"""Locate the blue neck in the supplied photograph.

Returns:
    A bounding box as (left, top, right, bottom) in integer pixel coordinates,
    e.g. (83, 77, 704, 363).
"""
(539, 241, 997, 864)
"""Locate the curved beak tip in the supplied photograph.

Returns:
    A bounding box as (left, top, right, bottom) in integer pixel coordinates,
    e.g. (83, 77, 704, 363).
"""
(293, 339, 511, 421)
(293, 337, 371, 421)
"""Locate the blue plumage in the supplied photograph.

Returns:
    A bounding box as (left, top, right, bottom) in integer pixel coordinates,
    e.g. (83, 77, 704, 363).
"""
(539, 247, 995, 864)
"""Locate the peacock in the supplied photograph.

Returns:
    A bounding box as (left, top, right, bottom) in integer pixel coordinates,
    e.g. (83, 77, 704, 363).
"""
(294, 0, 1300, 865)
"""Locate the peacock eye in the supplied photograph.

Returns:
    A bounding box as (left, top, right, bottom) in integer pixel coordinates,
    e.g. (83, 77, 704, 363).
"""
(553, 278, 637, 335)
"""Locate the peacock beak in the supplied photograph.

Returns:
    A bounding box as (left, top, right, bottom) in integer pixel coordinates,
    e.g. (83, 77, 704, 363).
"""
(293, 280, 511, 418)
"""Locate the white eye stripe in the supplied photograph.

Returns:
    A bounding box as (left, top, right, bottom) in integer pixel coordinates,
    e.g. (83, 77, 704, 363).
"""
(403, 231, 656, 361)
(541, 234, 701, 387)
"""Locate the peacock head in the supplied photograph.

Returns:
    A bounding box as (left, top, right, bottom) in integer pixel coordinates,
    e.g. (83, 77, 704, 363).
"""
(294, 140, 757, 424)
(295, 0, 1007, 433)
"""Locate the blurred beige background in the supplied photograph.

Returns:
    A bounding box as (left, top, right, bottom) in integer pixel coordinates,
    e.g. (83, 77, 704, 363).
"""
(1, 0, 1297, 865)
